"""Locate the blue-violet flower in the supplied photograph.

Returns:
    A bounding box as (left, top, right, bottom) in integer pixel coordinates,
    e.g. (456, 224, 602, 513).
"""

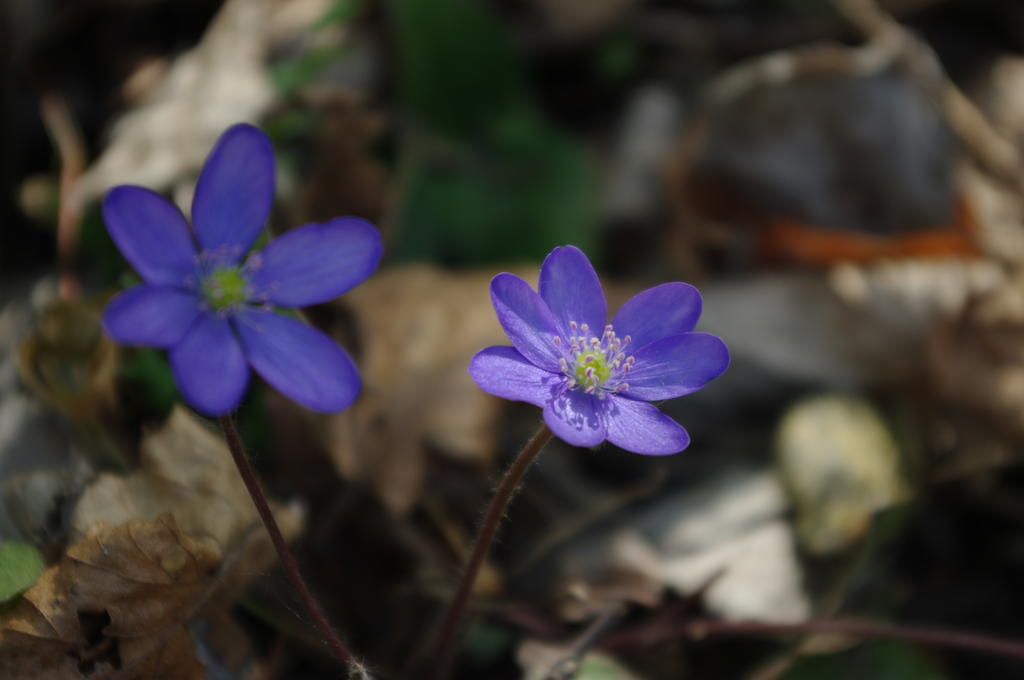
(469, 246, 728, 455)
(101, 123, 382, 416)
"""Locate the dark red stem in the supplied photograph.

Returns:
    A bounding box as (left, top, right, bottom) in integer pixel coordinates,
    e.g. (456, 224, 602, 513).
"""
(217, 414, 355, 669)
(431, 423, 554, 678)
(604, 616, 1024, 662)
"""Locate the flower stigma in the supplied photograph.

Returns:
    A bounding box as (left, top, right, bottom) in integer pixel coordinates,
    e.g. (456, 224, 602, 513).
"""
(201, 267, 250, 312)
(557, 321, 635, 397)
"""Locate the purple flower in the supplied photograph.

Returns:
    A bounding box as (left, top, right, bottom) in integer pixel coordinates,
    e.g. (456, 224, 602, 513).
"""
(101, 123, 382, 416)
(469, 246, 728, 455)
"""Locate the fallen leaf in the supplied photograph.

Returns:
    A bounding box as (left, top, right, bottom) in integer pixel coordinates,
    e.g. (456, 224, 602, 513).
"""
(72, 0, 277, 207)
(71, 406, 302, 578)
(324, 265, 530, 514)
(16, 299, 119, 421)
(0, 515, 218, 680)
(775, 394, 910, 555)
(528, 0, 639, 41)
(962, 55, 1024, 264)
(928, 268, 1024, 443)
(576, 467, 809, 623)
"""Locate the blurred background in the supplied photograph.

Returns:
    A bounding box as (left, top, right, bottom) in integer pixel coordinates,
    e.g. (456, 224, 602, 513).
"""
(4, 0, 1024, 678)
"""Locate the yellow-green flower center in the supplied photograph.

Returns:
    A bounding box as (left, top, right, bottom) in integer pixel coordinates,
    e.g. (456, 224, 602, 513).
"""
(557, 321, 635, 398)
(574, 350, 613, 388)
(201, 267, 250, 311)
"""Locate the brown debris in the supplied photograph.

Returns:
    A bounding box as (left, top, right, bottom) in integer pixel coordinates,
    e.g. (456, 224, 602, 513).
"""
(0, 515, 218, 680)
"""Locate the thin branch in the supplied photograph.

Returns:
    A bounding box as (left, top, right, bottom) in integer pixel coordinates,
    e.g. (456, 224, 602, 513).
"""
(39, 92, 86, 300)
(606, 615, 1024, 662)
(835, 0, 1024, 196)
(540, 608, 626, 680)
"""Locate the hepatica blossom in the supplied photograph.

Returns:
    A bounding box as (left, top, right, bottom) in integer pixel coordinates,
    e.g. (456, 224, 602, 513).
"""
(101, 124, 381, 416)
(469, 246, 728, 455)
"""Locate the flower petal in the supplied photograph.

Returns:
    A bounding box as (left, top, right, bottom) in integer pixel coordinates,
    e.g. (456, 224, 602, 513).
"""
(538, 245, 607, 340)
(622, 332, 730, 400)
(543, 389, 606, 447)
(611, 282, 703, 349)
(469, 346, 564, 407)
(192, 124, 275, 258)
(102, 186, 196, 285)
(490, 273, 563, 372)
(605, 396, 690, 455)
(169, 314, 249, 416)
(103, 285, 201, 348)
(235, 309, 360, 413)
(249, 217, 382, 307)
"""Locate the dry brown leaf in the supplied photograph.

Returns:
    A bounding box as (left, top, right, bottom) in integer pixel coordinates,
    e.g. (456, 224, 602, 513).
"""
(518, 638, 644, 680)
(0, 515, 218, 680)
(72, 406, 302, 577)
(529, 0, 638, 41)
(16, 299, 119, 420)
(324, 265, 534, 514)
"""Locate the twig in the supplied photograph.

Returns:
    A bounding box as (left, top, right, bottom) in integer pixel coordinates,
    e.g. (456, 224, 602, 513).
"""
(508, 469, 666, 577)
(39, 92, 87, 300)
(430, 422, 555, 679)
(539, 608, 626, 680)
(688, 618, 1024, 661)
(217, 414, 359, 673)
(607, 615, 1024, 662)
(834, 0, 1024, 196)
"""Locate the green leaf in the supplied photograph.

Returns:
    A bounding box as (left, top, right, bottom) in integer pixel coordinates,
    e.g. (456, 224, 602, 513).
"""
(120, 347, 179, 418)
(395, 109, 597, 264)
(80, 204, 129, 289)
(391, 0, 526, 138)
(390, 0, 598, 264)
(0, 542, 45, 603)
(781, 640, 948, 680)
(463, 622, 514, 665)
(578, 653, 638, 679)
(270, 0, 361, 96)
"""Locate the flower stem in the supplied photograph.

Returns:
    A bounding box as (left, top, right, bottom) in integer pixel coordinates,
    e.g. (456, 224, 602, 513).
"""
(40, 92, 86, 301)
(431, 422, 554, 678)
(217, 414, 355, 669)
(684, 618, 1024, 660)
(603, 616, 1024, 661)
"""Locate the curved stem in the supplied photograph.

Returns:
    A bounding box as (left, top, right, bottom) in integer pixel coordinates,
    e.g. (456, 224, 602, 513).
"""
(432, 422, 554, 678)
(40, 92, 86, 301)
(217, 414, 355, 669)
(603, 615, 1024, 662)
(684, 618, 1024, 661)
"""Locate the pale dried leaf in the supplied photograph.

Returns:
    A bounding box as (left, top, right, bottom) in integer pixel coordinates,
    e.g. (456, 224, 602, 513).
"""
(929, 268, 1024, 442)
(828, 258, 1005, 335)
(605, 468, 809, 623)
(529, 0, 638, 40)
(71, 406, 302, 576)
(775, 394, 910, 555)
(325, 265, 531, 513)
(73, 0, 276, 206)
